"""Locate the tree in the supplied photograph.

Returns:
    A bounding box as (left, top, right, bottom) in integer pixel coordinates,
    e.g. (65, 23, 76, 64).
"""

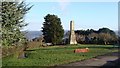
(88, 33, 98, 44)
(75, 28, 118, 45)
(98, 28, 118, 45)
(42, 14, 64, 45)
(98, 33, 112, 45)
(1, 1, 32, 46)
(1, 1, 33, 58)
(98, 28, 116, 36)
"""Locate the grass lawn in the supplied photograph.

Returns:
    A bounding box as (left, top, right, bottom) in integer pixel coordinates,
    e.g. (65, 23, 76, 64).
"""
(2, 44, 118, 67)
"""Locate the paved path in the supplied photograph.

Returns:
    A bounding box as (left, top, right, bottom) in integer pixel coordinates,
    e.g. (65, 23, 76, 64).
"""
(53, 52, 119, 68)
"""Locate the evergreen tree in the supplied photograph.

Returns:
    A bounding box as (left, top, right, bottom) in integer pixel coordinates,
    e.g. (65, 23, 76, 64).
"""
(1, 1, 32, 46)
(42, 14, 64, 45)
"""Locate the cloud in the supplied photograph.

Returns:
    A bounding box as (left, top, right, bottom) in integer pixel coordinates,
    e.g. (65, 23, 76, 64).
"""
(58, 0, 70, 11)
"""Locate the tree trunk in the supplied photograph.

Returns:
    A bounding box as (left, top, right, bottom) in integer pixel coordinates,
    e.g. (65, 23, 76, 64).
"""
(104, 41, 107, 45)
(18, 50, 25, 59)
(17, 45, 28, 59)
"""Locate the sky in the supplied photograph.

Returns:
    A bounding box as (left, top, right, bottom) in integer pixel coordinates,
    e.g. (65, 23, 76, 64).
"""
(23, 1, 118, 31)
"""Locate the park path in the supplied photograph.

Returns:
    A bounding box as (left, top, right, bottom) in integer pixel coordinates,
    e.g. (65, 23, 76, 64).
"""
(53, 52, 119, 68)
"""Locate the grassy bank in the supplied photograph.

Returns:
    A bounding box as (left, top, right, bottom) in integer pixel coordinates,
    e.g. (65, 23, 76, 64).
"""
(2, 44, 118, 67)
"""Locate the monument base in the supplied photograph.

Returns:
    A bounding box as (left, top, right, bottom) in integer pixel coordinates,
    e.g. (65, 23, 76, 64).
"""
(70, 41, 77, 44)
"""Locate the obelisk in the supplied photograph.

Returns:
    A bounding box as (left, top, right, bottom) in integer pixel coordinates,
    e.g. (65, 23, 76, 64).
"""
(69, 20, 77, 44)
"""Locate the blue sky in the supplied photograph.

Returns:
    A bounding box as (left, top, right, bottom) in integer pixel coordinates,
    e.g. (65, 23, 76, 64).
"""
(23, 2, 118, 31)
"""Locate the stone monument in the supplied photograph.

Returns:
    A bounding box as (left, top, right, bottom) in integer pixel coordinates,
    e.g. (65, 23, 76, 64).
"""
(69, 20, 77, 44)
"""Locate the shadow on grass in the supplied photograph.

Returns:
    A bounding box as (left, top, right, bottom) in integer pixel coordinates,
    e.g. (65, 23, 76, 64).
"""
(25, 50, 35, 51)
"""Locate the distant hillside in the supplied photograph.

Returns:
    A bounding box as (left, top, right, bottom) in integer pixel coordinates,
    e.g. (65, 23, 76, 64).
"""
(22, 31, 42, 40)
(22, 30, 69, 40)
(22, 30, 119, 41)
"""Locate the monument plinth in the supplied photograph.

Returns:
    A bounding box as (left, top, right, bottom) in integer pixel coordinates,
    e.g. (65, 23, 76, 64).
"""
(69, 20, 77, 44)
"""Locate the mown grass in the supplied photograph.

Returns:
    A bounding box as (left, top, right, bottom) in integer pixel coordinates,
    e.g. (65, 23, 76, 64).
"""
(2, 44, 118, 67)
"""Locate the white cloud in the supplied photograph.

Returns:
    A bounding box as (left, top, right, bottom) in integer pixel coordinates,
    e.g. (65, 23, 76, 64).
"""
(58, 0, 70, 11)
